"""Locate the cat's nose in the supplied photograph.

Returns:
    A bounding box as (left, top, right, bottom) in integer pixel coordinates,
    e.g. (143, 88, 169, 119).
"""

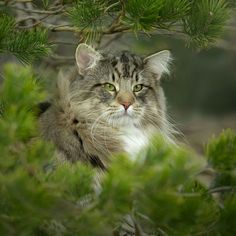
(121, 102, 131, 110)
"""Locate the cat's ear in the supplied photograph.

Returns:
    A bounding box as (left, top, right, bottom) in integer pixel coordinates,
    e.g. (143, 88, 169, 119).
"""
(143, 50, 172, 79)
(75, 43, 101, 75)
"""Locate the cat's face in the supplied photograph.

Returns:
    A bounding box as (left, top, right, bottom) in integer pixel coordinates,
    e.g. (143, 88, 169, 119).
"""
(71, 44, 171, 128)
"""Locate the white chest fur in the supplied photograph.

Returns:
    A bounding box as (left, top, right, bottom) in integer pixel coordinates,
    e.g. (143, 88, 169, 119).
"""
(121, 126, 149, 161)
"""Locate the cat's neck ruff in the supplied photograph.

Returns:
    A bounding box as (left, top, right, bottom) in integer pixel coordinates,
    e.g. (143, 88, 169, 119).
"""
(120, 124, 150, 161)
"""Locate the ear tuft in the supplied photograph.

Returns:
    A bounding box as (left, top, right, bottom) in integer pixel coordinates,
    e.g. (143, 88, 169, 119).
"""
(144, 50, 172, 78)
(75, 43, 101, 75)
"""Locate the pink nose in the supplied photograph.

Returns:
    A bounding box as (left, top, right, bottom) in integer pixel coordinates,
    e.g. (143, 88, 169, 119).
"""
(122, 102, 131, 110)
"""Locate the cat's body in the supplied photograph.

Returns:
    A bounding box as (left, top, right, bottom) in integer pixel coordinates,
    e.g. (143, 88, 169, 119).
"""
(39, 44, 174, 169)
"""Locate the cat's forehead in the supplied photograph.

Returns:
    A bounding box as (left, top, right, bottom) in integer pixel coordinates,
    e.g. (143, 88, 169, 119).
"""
(106, 51, 144, 79)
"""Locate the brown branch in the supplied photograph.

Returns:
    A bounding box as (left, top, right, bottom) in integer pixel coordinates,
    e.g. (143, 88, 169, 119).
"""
(106, 26, 131, 34)
(44, 55, 75, 67)
(16, 14, 51, 29)
(7, 0, 32, 3)
(52, 41, 77, 45)
(15, 0, 33, 2)
(43, 59, 74, 67)
(41, 24, 80, 33)
(43, 23, 129, 35)
(153, 28, 187, 38)
(104, 0, 127, 34)
(16, 16, 37, 24)
(50, 54, 74, 60)
(3, 4, 65, 14)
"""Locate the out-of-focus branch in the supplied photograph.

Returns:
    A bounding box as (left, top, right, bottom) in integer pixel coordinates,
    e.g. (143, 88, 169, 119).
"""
(16, 6, 64, 15)
(0, 2, 65, 14)
(8, 0, 32, 3)
(46, 25, 80, 33)
(16, 14, 51, 28)
(208, 186, 235, 194)
(20, 0, 33, 2)
(217, 39, 236, 51)
(105, 0, 126, 34)
(44, 54, 75, 67)
(52, 41, 77, 45)
(50, 54, 74, 61)
(100, 33, 123, 49)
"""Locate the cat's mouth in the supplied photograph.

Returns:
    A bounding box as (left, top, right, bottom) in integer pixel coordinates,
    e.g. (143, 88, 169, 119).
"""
(111, 111, 132, 119)
(123, 111, 131, 116)
(106, 107, 140, 127)
(117, 107, 133, 117)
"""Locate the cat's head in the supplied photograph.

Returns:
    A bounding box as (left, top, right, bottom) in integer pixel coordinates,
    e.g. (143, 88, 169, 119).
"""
(71, 43, 171, 128)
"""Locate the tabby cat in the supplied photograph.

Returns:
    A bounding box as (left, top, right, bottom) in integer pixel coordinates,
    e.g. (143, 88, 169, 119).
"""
(39, 43, 174, 170)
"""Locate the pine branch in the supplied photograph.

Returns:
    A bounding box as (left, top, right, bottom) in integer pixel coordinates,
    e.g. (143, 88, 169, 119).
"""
(124, 0, 164, 31)
(68, 0, 110, 42)
(0, 13, 52, 64)
(183, 0, 230, 48)
(1, 0, 231, 49)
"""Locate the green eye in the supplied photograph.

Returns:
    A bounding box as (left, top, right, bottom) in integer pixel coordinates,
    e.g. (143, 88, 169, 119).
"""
(103, 83, 116, 91)
(133, 84, 143, 92)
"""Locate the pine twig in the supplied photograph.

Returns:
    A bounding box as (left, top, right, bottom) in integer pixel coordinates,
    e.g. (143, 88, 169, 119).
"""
(104, 0, 128, 34)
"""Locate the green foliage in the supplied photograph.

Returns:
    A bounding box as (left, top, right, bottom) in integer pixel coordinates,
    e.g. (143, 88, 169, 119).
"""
(68, 0, 111, 41)
(0, 64, 235, 235)
(0, 0, 232, 63)
(0, 14, 51, 64)
(158, 0, 191, 23)
(66, 0, 231, 47)
(184, 0, 230, 48)
(206, 129, 236, 191)
(131, 139, 217, 235)
(0, 64, 50, 172)
(217, 195, 236, 235)
(124, 0, 164, 31)
(207, 129, 236, 172)
(124, 0, 191, 31)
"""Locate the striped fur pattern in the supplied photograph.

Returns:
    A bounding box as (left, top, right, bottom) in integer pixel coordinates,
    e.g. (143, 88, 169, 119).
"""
(39, 44, 174, 169)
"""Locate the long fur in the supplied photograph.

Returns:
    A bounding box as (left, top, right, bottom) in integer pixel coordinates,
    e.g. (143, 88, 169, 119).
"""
(39, 46, 177, 169)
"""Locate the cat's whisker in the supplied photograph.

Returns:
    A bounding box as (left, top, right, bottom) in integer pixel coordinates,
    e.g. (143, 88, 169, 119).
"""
(143, 107, 181, 140)
(90, 110, 110, 145)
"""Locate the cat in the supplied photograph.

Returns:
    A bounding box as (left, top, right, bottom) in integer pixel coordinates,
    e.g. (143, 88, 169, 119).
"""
(39, 43, 174, 170)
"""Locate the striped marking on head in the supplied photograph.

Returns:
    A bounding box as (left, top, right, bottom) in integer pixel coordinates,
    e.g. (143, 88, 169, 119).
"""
(111, 51, 143, 80)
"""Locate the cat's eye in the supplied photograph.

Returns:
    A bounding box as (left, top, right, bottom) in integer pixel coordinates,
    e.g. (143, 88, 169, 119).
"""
(133, 84, 143, 92)
(103, 83, 116, 92)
